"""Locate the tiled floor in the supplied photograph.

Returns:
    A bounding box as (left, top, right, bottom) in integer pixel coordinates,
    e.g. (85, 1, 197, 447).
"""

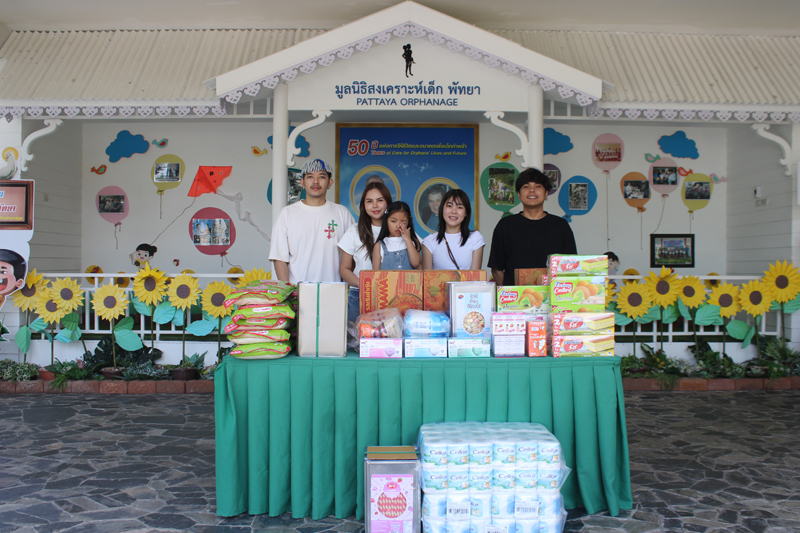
(0, 391, 798, 532)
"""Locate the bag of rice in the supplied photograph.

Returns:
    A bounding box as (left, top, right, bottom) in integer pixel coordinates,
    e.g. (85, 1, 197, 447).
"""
(229, 330, 291, 344)
(224, 280, 295, 308)
(230, 341, 292, 359)
(231, 305, 296, 323)
(223, 317, 292, 335)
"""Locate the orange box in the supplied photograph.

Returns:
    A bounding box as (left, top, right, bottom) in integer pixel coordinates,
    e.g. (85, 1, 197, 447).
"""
(514, 268, 548, 286)
(359, 270, 423, 315)
(423, 270, 487, 311)
(526, 321, 548, 357)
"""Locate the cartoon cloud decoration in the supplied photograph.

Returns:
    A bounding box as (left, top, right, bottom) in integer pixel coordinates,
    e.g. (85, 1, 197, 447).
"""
(106, 131, 150, 163)
(188, 166, 233, 197)
(543, 128, 574, 155)
(658, 131, 699, 159)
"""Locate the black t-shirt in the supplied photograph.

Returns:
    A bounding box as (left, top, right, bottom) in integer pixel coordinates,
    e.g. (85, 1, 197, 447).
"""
(487, 213, 577, 285)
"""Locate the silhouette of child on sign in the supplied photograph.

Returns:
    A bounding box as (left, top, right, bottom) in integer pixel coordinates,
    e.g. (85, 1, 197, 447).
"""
(402, 44, 415, 77)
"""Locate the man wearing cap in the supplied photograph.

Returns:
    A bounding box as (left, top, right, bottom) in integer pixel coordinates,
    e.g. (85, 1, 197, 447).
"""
(270, 159, 355, 283)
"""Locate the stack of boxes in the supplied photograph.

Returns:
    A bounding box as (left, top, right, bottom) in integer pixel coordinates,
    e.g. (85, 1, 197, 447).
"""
(419, 422, 569, 533)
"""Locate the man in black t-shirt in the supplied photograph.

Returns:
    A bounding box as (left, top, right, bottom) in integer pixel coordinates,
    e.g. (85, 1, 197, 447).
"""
(488, 168, 577, 286)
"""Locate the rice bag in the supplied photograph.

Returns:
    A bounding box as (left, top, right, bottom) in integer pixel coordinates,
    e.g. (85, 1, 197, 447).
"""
(224, 280, 295, 308)
(230, 341, 292, 359)
(223, 317, 292, 335)
(404, 309, 450, 338)
(231, 305, 296, 324)
(228, 329, 291, 344)
(355, 308, 404, 338)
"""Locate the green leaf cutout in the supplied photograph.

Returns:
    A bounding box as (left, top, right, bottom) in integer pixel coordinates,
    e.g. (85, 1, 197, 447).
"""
(186, 319, 217, 337)
(114, 329, 144, 351)
(695, 304, 723, 326)
(15, 326, 31, 353)
(153, 302, 176, 324)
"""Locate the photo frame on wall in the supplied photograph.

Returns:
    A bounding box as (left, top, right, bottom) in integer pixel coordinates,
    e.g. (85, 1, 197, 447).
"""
(336, 123, 478, 237)
(0, 180, 34, 230)
(651, 233, 695, 268)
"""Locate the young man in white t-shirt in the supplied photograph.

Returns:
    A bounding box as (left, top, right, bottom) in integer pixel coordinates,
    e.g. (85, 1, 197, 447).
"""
(270, 159, 355, 283)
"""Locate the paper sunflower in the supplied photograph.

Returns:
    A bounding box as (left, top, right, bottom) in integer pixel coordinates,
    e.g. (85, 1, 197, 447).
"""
(92, 283, 129, 321)
(133, 264, 167, 306)
(114, 273, 131, 288)
(84, 265, 104, 284)
(227, 266, 244, 284)
(167, 273, 199, 311)
(643, 266, 680, 308)
(202, 281, 234, 319)
(704, 273, 720, 289)
(622, 268, 640, 285)
(34, 288, 68, 325)
(616, 283, 653, 320)
(762, 260, 800, 303)
(237, 267, 271, 287)
(11, 271, 48, 312)
(738, 280, 773, 317)
(708, 282, 740, 319)
(50, 277, 83, 313)
(678, 276, 707, 308)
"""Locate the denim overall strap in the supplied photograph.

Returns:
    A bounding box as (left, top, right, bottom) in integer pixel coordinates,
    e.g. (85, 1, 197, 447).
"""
(380, 241, 413, 270)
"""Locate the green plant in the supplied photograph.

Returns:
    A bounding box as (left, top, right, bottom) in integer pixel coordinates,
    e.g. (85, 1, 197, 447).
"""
(0, 359, 39, 382)
(177, 352, 206, 369)
(48, 359, 99, 391)
(743, 337, 799, 380)
(640, 344, 684, 390)
(122, 361, 170, 381)
(619, 354, 647, 378)
(687, 339, 745, 379)
(84, 337, 163, 371)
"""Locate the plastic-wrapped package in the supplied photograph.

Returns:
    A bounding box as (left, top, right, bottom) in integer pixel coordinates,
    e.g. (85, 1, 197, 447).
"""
(404, 310, 451, 338)
(355, 308, 404, 338)
(224, 280, 295, 308)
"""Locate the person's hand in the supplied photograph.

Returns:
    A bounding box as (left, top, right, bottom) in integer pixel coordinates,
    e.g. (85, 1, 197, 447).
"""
(399, 221, 412, 242)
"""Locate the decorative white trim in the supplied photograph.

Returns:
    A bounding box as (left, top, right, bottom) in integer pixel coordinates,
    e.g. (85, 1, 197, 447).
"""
(138, 106, 154, 117)
(679, 110, 696, 120)
(624, 109, 641, 120)
(19, 119, 62, 172)
(698, 110, 714, 121)
(606, 108, 623, 120)
(100, 106, 117, 117)
(81, 106, 98, 118)
(27, 107, 43, 118)
(735, 111, 751, 122)
(63, 106, 80, 118)
(174, 106, 191, 117)
(286, 109, 332, 167)
(662, 109, 678, 121)
(192, 106, 209, 117)
(211, 105, 227, 117)
(45, 106, 61, 117)
(156, 106, 172, 117)
(119, 106, 135, 118)
(751, 124, 793, 177)
(484, 111, 530, 168)
(643, 109, 659, 120)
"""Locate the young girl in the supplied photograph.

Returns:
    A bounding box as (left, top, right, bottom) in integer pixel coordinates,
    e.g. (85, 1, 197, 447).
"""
(422, 189, 485, 270)
(339, 182, 393, 328)
(372, 201, 421, 270)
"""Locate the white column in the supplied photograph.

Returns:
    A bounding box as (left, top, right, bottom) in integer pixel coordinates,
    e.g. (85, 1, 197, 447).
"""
(527, 85, 544, 171)
(271, 82, 289, 229)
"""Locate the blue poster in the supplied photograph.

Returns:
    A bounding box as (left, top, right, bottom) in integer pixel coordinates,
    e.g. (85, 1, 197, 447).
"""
(336, 124, 478, 238)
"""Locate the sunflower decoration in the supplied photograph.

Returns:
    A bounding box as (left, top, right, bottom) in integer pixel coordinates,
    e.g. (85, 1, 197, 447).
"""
(50, 277, 84, 313)
(678, 275, 707, 309)
(34, 288, 68, 325)
(237, 267, 271, 287)
(202, 281, 234, 319)
(762, 260, 800, 303)
(133, 264, 168, 306)
(739, 280, 774, 318)
(606, 282, 618, 307)
(227, 266, 244, 284)
(622, 268, 640, 285)
(84, 265, 104, 284)
(11, 269, 48, 312)
(707, 282, 741, 319)
(704, 273, 720, 290)
(114, 273, 131, 288)
(92, 283, 129, 321)
(643, 266, 680, 308)
(616, 283, 654, 320)
(167, 273, 200, 311)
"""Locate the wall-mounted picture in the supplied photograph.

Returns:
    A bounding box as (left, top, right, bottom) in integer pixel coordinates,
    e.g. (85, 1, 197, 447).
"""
(594, 143, 621, 162)
(0, 180, 34, 230)
(192, 218, 231, 246)
(651, 234, 695, 268)
(684, 181, 711, 200)
(154, 162, 181, 182)
(623, 181, 650, 199)
(417, 181, 453, 230)
(652, 166, 678, 185)
(543, 169, 560, 192)
(98, 194, 125, 213)
(569, 183, 588, 210)
(487, 166, 516, 207)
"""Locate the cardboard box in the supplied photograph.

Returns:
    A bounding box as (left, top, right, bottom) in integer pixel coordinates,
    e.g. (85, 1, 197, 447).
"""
(548, 255, 608, 278)
(493, 335, 526, 357)
(551, 335, 615, 357)
(360, 270, 423, 315)
(496, 286, 550, 313)
(423, 270, 487, 311)
(526, 321, 548, 357)
(514, 268, 548, 286)
(550, 276, 607, 313)
(297, 282, 348, 357)
(551, 312, 614, 336)
(491, 312, 527, 335)
(448, 338, 491, 357)
(360, 338, 403, 358)
(404, 338, 448, 358)
(447, 281, 496, 338)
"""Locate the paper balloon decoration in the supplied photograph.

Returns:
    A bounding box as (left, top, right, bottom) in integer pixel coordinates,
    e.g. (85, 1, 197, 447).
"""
(592, 134, 624, 172)
(480, 162, 519, 213)
(648, 157, 679, 197)
(189, 207, 236, 256)
(543, 163, 561, 194)
(151, 154, 185, 192)
(558, 176, 597, 222)
(96, 186, 128, 224)
(681, 173, 713, 214)
(188, 166, 233, 197)
(620, 172, 650, 212)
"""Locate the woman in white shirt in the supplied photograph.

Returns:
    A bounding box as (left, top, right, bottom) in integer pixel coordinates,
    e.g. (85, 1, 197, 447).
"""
(421, 189, 485, 270)
(338, 181, 393, 329)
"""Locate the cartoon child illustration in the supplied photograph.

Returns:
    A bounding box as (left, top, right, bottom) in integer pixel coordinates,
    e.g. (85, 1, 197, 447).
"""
(130, 243, 157, 268)
(0, 249, 27, 309)
(402, 44, 415, 77)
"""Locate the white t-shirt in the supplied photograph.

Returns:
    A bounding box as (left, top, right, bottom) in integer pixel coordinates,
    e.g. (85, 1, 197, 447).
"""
(338, 224, 381, 282)
(269, 201, 355, 284)
(378, 236, 410, 259)
(422, 231, 485, 270)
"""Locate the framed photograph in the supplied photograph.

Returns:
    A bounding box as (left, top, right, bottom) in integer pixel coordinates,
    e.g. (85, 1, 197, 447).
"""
(543, 169, 559, 191)
(192, 218, 231, 246)
(652, 166, 678, 185)
(684, 181, 711, 200)
(154, 162, 181, 182)
(0, 180, 34, 230)
(594, 142, 621, 162)
(98, 194, 125, 214)
(623, 180, 650, 199)
(336, 123, 478, 237)
(651, 234, 695, 268)
(487, 166, 516, 207)
(569, 183, 588, 210)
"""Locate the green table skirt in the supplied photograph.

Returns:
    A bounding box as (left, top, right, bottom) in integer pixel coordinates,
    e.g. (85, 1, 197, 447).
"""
(214, 353, 632, 519)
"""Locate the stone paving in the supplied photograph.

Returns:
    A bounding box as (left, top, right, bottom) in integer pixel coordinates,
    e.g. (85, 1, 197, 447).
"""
(0, 391, 798, 532)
